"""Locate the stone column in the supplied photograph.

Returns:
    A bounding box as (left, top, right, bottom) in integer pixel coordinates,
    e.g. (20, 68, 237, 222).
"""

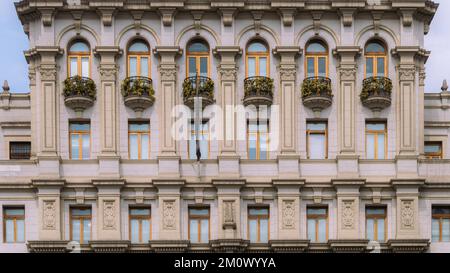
(213, 180, 244, 240)
(333, 180, 364, 240)
(273, 180, 303, 240)
(94, 47, 122, 178)
(213, 46, 242, 178)
(273, 47, 301, 179)
(33, 180, 64, 241)
(25, 53, 38, 159)
(153, 47, 182, 178)
(333, 47, 361, 178)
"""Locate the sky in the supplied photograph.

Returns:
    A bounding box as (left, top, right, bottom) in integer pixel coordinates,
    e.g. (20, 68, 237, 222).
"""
(0, 0, 449, 93)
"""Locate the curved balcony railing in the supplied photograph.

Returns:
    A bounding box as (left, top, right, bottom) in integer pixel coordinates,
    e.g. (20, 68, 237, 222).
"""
(183, 75, 215, 109)
(243, 76, 274, 106)
(121, 76, 155, 116)
(63, 76, 96, 114)
(301, 76, 333, 115)
(361, 76, 392, 112)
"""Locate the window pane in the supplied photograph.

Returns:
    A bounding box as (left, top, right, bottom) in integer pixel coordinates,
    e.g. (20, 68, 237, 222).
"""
(366, 58, 374, 77)
(141, 134, 149, 160)
(307, 123, 326, 131)
(72, 219, 81, 242)
(260, 219, 269, 243)
(130, 219, 139, 243)
(307, 208, 327, 215)
(188, 57, 197, 77)
(201, 219, 209, 243)
(367, 134, 375, 159)
(248, 42, 267, 53)
(140, 57, 149, 77)
(249, 208, 269, 216)
(200, 137, 208, 159)
(82, 134, 90, 160)
(83, 219, 91, 242)
(130, 208, 150, 216)
(307, 219, 316, 242)
(433, 207, 450, 215)
(306, 42, 326, 53)
(189, 133, 197, 160)
(200, 57, 208, 77)
(248, 134, 257, 160)
(10, 142, 31, 160)
(5, 220, 14, 243)
(377, 57, 385, 77)
(129, 57, 137, 77)
(432, 218, 440, 242)
(130, 134, 139, 160)
(190, 219, 199, 243)
(377, 219, 385, 242)
(81, 57, 89, 78)
(366, 42, 385, 53)
(259, 57, 267, 77)
(129, 41, 149, 52)
(443, 219, 450, 242)
(130, 123, 149, 132)
(142, 220, 150, 242)
(249, 219, 257, 243)
(367, 208, 386, 215)
(425, 143, 442, 154)
(70, 58, 78, 77)
(367, 218, 375, 241)
(190, 209, 209, 216)
(259, 133, 268, 160)
(71, 135, 79, 160)
(318, 219, 327, 242)
(248, 57, 256, 77)
(72, 208, 91, 216)
(188, 42, 208, 53)
(307, 57, 315, 77)
(17, 220, 25, 242)
(377, 133, 386, 159)
(367, 123, 385, 131)
(5, 208, 24, 216)
(309, 134, 326, 159)
(70, 123, 90, 131)
(318, 57, 326, 77)
(70, 42, 89, 53)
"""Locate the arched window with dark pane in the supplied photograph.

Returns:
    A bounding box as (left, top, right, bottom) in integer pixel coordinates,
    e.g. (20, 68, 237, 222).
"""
(246, 41, 269, 77)
(186, 40, 210, 77)
(365, 41, 387, 78)
(305, 40, 328, 78)
(127, 40, 151, 77)
(68, 41, 90, 78)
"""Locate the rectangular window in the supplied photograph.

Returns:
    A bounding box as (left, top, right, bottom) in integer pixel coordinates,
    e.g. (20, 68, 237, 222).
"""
(425, 142, 443, 159)
(70, 57, 78, 77)
(248, 57, 256, 77)
(3, 207, 25, 243)
(366, 207, 386, 242)
(129, 207, 151, 243)
(307, 57, 315, 78)
(70, 207, 91, 244)
(306, 122, 327, 159)
(432, 206, 450, 242)
(129, 122, 150, 160)
(189, 120, 209, 160)
(248, 207, 269, 243)
(81, 57, 90, 78)
(69, 122, 90, 160)
(307, 207, 328, 243)
(189, 207, 210, 244)
(9, 142, 31, 160)
(366, 122, 387, 159)
(247, 118, 269, 160)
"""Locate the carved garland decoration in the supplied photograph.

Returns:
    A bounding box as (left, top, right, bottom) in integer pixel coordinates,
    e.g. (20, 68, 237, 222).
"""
(43, 200, 56, 230)
(342, 200, 355, 229)
(400, 200, 415, 230)
(282, 200, 295, 229)
(103, 200, 116, 230)
(163, 200, 176, 230)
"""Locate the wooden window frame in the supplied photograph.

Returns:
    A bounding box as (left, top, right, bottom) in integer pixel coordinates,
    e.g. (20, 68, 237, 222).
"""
(247, 118, 270, 160)
(188, 207, 210, 243)
(432, 206, 450, 242)
(69, 121, 91, 160)
(425, 141, 443, 159)
(364, 42, 388, 78)
(3, 206, 25, 243)
(306, 206, 329, 243)
(128, 206, 152, 243)
(128, 121, 150, 160)
(305, 41, 329, 78)
(69, 207, 92, 244)
(188, 120, 210, 160)
(306, 121, 328, 159)
(365, 121, 387, 160)
(127, 41, 151, 77)
(245, 42, 270, 77)
(365, 206, 387, 242)
(247, 206, 270, 243)
(186, 41, 210, 78)
(67, 42, 91, 78)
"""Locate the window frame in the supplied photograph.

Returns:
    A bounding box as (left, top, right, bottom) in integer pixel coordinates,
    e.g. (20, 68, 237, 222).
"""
(365, 121, 387, 160)
(365, 206, 387, 242)
(69, 121, 91, 160)
(9, 141, 31, 160)
(128, 121, 150, 160)
(186, 40, 210, 78)
(306, 206, 328, 243)
(432, 206, 450, 242)
(188, 119, 210, 160)
(67, 41, 91, 78)
(128, 206, 152, 243)
(188, 207, 210, 244)
(245, 41, 270, 77)
(127, 40, 151, 78)
(305, 41, 329, 78)
(424, 141, 443, 159)
(247, 117, 270, 160)
(364, 41, 388, 78)
(3, 206, 25, 243)
(69, 207, 92, 244)
(247, 206, 270, 243)
(306, 121, 328, 159)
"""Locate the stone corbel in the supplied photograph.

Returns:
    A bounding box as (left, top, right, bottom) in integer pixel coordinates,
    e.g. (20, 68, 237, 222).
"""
(251, 11, 264, 35)
(278, 8, 296, 27)
(254, 187, 264, 204)
(219, 8, 237, 27)
(97, 8, 116, 27)
(371, 188, 382, 204)
(194, 187, 204, 204)
(313, 187, 323, 204)
(339, 8, 355, 27)
(311, 12, 323, 35)
(40, 8, 56, 27)
(131, 11, 145, 35)
(134, 188, 145, 204)
(399, 8, 415, 27)
(159, 8, 176, 27)
(75, 188, 85, 205)
(371, 11, 383, 35)
(71, 11, 83, 35)
(191, 11, 204, 35)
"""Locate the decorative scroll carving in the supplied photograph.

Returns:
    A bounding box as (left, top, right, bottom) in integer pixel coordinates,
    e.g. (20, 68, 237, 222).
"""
(251, 11, 263, 35)
(279, 8, 295, 27)
(28, 67, 36, 86)
(98, 8, 116, 27)
(342, 200, 355, 229)
(340, 9, 355, 27)
(40, 8, 55, 27)
(163, 200, 176, 230)
(401, 200, 415, 229)
(419, 69, 426, 86)
(159, 8, 176, 27)
(398, 67, 416, 82)
(218, 67, 238, 81)
(311, 12, 323, 35)
(219, 8, 236, 27)
(279, 66, 297, 81)
(223, 200, 235, 225)
(103, 200, 116, 230)
(282, 200, 295, 229)
(339, 67, 357, 81)
(159, 66, 177, 82)
(43, 200, 56, 230)
(39, 66, 57, 81)
(99, 66, 118, 81)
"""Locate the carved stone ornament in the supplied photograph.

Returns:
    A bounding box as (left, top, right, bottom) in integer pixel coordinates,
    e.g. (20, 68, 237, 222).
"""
(398, 67, 416, 82)
(43, 200, 56, 230)
(220, 8, 236, 27)
(282, 200, 295, 229)
(99, 66, 118, 81)
(39, 66, 57, 81)
(28, 67, 37, 86)
(279, 66, 297, 81)
(342, 200, 355, 229)
(223, 200, 235, 224)
(159, 66, 177, 82)
(401, 200, 415, 230)
(339, 67, 357, 81)
(163, 200, 176, 230)
(419, 69, 426, 86)
(103, 200, 116, 230)
(218, 67, 238, 81)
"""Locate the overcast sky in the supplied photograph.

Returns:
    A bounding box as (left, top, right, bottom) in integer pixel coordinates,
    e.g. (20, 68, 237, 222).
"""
(0, 0, 448, 93)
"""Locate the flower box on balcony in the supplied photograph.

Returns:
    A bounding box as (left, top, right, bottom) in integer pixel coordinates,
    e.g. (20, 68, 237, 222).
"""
(183, 76, 215, 109)
(360, 76, 392, 114)
(121, 76, 155, 116)
(243, 76, 274, 107)
(63, 76, 96, 115)
(301, 77, 333, 116)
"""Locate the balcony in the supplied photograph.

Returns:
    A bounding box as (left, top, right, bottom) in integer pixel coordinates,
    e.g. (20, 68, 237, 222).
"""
(183, 76, 215, 109)
(63, 76, 96, 115)
(361, 76, 392, 114)
(301, 77, 333, 117)
(243, 76, 274, 107)
(121, 76, 155, 117)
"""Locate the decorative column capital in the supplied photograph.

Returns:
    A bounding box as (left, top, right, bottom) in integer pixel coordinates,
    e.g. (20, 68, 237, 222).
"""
(338, 66, 357, 81)
(273, 46, 301, 81)
(398, 66, 416, 82)
(158, 65, 178, 81)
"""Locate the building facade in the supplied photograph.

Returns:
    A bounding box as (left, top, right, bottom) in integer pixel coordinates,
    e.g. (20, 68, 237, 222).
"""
(0, 0, 447, 253)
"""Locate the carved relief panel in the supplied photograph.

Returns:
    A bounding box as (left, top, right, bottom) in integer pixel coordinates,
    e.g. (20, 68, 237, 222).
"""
(42, 200, 56, 230)
(163, 200, 177, 230)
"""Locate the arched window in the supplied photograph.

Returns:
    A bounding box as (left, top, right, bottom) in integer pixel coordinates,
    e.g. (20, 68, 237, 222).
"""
(365, 41, 387, 78)
(186, 40, 210, 77)
(128, 40, 151, 77)
(246, 41, 269, 77)
(68, 41, 90, 77)
(305, 40, 328, 78)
